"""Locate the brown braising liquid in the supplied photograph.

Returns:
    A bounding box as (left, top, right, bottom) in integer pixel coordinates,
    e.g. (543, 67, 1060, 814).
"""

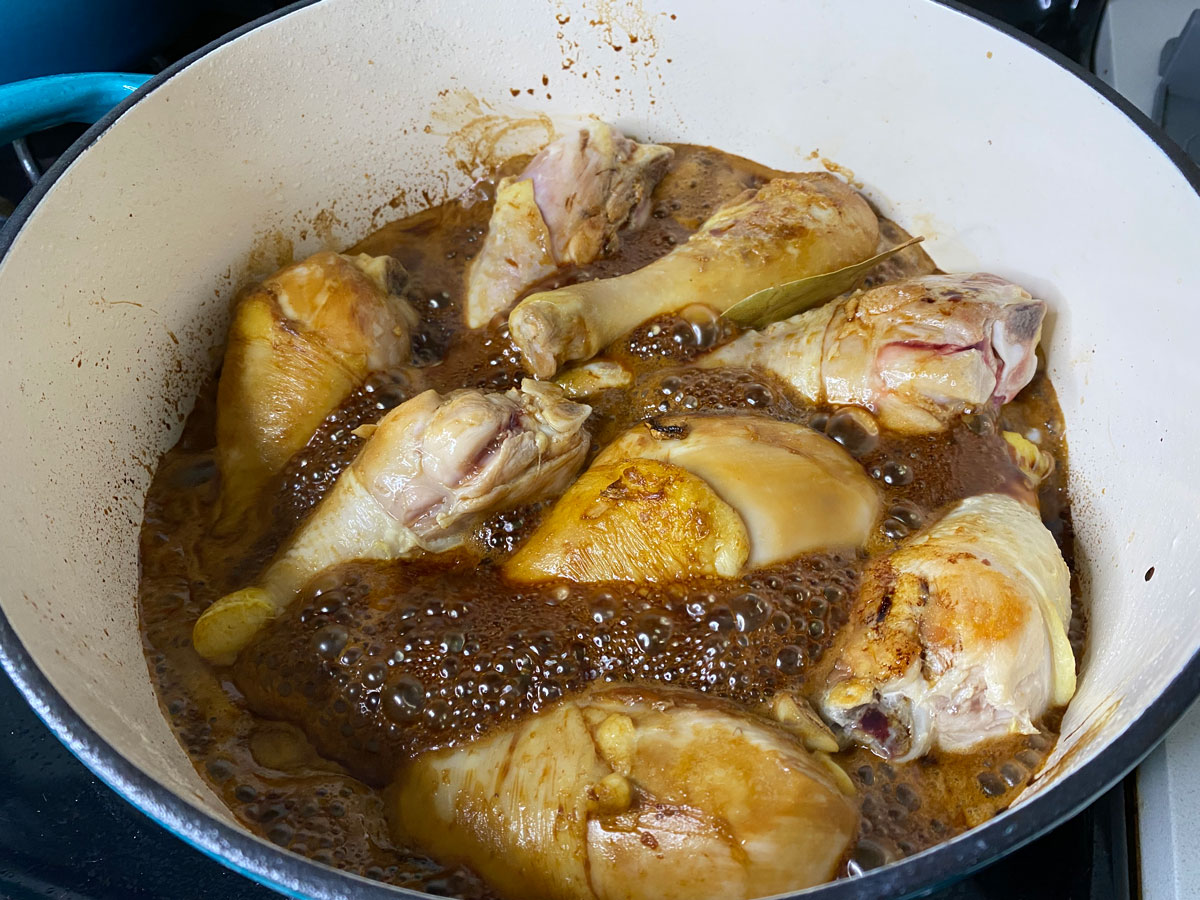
(138, 144, 1080, 894)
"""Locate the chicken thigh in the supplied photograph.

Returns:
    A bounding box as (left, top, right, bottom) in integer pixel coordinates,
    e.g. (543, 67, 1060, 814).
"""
(505, 414, 880, 583)
(508, 174, 879, 377)
(215, 251, 418, 529)
(194, 380, 591, 663)
(505, 456, 752, 583)
(386, 687, 858, 900)
(820, 492, 1074, 761)
(700, 273, 1045, 433)
(465, 122, 674, 328)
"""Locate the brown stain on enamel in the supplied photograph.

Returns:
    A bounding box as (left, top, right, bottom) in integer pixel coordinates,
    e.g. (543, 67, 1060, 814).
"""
(240, 231, 295, 298)
(820, 158, 863, 190)
(429, 89, 556, 181)
(549, 0, 677, 113)
(310, 208, 346, 248)
(1028, 695, 1121, 789)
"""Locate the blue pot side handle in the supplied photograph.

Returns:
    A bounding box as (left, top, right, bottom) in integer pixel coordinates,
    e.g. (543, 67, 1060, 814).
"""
(0, 73, 151, 146)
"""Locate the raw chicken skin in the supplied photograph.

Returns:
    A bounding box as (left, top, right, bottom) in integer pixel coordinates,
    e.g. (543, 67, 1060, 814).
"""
(820, 493, 1074, 761)
(193, 380, 591, 663)
(386, 687, 858, 900)
(509, 174, 879, 377)
(465, 122, 673, 328)
(700, 273, 1045, 433)
(215, 251, 417, 528)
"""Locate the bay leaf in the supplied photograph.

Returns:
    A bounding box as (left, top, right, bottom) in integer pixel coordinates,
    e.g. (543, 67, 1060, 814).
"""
(720, 236, 925, 330)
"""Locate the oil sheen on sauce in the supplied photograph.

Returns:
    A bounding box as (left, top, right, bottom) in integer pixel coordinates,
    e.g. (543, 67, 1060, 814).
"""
(138, 144, 1081, 896)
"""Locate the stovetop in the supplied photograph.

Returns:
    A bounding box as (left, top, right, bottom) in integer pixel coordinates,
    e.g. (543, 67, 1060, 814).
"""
(0, 1, 1169, 898)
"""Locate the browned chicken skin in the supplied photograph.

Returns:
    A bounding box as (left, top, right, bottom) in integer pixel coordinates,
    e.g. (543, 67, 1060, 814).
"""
(387, 687, 858, 900)
(194, 380, 591, 663)
(508, 174, 880, 377)
(700, 273, 1045, 433)
(821, 493, 1074, 761)
(215, 251, 417, 529)
(506, 414, 881, 583)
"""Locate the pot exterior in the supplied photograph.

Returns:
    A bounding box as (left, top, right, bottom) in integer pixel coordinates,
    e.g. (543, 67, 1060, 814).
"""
(0, 1, 1198, 898)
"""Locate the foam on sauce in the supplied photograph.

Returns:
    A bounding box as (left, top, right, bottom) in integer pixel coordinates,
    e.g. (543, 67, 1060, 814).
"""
(139, 144, 1080, 894)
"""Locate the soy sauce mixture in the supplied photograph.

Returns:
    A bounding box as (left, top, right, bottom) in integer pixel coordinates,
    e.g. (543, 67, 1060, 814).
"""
(139, 145, 1080, 893)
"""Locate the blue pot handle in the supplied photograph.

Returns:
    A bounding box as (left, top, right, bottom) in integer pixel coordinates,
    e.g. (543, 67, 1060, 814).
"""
(0, 72, 151, 146)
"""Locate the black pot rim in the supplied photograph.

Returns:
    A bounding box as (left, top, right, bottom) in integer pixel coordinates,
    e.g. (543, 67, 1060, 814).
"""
(1, 1, 1198, 898)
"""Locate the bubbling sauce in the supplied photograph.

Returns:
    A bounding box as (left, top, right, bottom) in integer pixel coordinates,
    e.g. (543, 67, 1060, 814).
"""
(139, 144, 1080, 895)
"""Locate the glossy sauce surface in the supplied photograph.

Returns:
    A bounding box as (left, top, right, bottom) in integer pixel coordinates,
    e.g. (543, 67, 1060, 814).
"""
(139, 144, 1080, 894)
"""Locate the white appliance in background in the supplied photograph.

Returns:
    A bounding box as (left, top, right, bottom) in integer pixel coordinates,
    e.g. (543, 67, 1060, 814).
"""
(1096, 3, 1200, 898)
(1139, 712, 1200, 900)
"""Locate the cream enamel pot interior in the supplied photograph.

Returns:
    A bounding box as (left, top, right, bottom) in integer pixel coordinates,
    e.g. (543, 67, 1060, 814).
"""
(1, 1, 1199, 897)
